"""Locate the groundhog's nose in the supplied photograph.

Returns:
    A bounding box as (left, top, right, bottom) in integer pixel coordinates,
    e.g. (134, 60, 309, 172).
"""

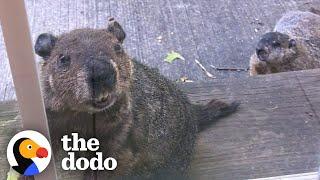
(256, 47, 269, 61)
(89, 61, 117, 96)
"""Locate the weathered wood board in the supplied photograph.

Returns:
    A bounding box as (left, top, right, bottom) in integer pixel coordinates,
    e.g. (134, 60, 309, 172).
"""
(1, 0, 320, 101)
(0, 69, 319, 179)
(184, 69, 320, 179)
(0, 101, 20, 178)
(250, 172, 318, 180)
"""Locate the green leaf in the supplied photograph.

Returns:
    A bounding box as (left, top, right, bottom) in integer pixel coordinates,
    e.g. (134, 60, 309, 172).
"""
(164, 51, 185, 63)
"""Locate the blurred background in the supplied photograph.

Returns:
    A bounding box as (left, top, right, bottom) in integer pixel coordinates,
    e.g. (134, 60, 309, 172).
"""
(0, 0, 319, 101)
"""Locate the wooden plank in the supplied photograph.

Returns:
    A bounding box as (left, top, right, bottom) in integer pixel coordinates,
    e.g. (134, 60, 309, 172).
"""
(250, 172, 319, 180)
(296, 70, 320, 119)
(0, 31, 16, 102)
(0, 0, 58, 178)
(0, 102, 80, 180)
(183, 69, 320, 179)
(0, 101, 20, 178)
(0, 69, 319, 179)
(1, 0, 320, 101)
(131, 0, 204, 80)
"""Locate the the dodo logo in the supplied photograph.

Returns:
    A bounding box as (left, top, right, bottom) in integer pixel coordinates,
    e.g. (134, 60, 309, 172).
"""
(7, 130, 51, 176)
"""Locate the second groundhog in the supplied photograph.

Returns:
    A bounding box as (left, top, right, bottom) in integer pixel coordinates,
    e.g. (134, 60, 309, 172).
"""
(34, 18, 239, 179)
(249, 11, 320, 75)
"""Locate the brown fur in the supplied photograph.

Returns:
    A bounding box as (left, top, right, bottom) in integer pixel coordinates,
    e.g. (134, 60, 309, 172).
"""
(35, 18, 239, 179)
(250, 11, 320, 75)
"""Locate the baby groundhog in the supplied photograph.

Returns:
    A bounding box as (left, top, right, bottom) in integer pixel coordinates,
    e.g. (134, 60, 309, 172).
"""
(34, 18, 239, 179)
(249, 11, 320, 75)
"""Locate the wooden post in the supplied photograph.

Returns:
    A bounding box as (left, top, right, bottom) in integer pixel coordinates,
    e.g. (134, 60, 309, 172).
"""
(0, 0, 57, 179)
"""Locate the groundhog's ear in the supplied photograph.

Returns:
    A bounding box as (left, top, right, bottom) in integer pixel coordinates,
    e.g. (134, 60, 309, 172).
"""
(107, 17, 126, 43)
(34, 33, 57, 59)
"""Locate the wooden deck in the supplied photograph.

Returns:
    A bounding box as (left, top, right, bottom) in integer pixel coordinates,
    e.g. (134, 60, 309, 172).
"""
(1, 0, 320, 101)
(0, 69, 319, 179)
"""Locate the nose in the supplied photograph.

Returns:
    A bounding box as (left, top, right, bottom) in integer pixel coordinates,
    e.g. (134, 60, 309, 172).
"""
(256, 47, 269, 61)
(89, 60, 117, 96)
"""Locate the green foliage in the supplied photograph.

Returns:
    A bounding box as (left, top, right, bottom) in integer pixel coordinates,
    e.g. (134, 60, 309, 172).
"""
(164, 51, 185, 63)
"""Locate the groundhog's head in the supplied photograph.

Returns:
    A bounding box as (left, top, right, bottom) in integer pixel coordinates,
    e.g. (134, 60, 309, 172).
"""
(251, 32, 298, 74)
(35, 18, 132, 112)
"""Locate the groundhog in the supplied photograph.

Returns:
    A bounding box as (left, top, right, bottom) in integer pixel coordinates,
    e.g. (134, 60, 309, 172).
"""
(33, 18, 239, 179)
(249, 11, 320, 75)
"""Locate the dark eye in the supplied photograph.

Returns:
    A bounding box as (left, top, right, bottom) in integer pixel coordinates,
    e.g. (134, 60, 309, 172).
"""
(289, 39, 296, 48)
(57, 54, 71, 69)
(114, 44, 122, 53)
(272, 41, 281, 48)
(257, 49, 268, 61)
(27, 145, 32, 150)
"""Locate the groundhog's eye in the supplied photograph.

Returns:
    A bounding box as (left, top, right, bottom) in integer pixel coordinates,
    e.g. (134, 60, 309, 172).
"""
(272, 41, 281, 48)
(257, 49, 268, 61)
(57, 54, 71, 69)
(289, 39, 296, 48)
(114, 44, 123, 53)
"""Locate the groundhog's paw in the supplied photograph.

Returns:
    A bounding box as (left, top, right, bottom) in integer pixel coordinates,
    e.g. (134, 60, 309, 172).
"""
(198, 100, 240, 130)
